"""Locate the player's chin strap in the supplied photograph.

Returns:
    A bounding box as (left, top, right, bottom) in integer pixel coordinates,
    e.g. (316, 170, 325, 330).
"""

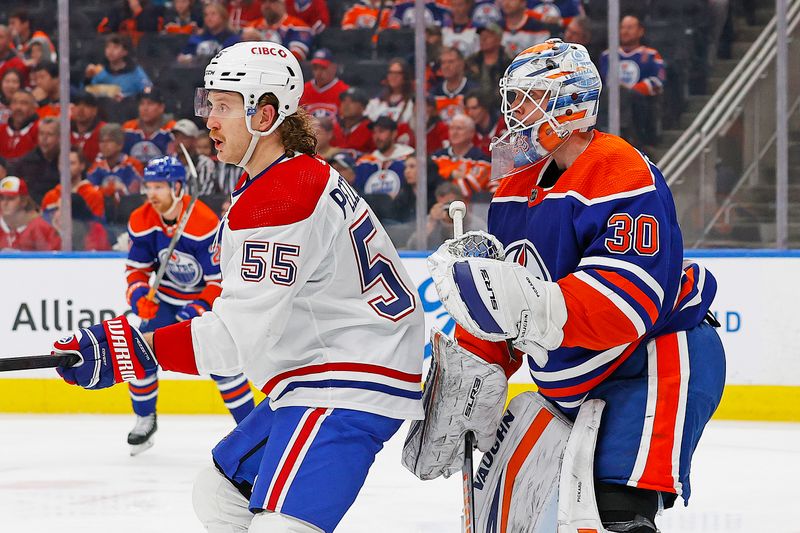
(237, 112, 287, 168)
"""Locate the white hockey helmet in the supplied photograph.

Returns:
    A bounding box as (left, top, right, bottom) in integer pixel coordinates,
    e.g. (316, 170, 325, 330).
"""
(194, 41, 304, 167)
(490, 39, 601, 174)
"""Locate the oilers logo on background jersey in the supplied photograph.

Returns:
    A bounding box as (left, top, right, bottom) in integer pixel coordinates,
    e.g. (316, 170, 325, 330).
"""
(158, 248, 204, 289)
(363, 169, 402, 196)
(619, 60, 642, 88)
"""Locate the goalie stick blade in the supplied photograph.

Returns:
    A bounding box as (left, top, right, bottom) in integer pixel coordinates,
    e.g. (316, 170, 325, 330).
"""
(0, 354, 81, 372)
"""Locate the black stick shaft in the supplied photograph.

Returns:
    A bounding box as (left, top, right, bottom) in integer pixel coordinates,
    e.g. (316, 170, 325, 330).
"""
(0, 354, 80, 372)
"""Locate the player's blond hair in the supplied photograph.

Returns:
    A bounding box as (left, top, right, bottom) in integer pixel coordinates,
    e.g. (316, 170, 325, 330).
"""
(258, 93, 317, 157)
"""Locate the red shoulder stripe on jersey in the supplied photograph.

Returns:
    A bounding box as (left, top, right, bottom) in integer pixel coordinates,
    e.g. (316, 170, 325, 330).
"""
(227, 155, 330, 230)
(153, 320, 199, 375)
(558, 274, 641, 350)
(454, 324, 523, 378)
(593, 270, 659, 325)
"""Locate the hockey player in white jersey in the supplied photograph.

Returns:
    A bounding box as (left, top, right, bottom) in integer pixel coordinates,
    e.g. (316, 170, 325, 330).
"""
(51, 41, 425, 533)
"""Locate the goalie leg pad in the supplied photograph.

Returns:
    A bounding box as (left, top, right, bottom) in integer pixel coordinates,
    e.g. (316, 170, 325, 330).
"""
(473, 392, 574, 533)
(402, 328, 509, 480)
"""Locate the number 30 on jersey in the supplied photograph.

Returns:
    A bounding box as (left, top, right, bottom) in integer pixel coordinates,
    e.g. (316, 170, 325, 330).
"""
(604, 213, 659, 256)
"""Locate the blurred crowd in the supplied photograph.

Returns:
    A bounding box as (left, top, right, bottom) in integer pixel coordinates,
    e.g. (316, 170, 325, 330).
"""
(0, 0, 751, 252)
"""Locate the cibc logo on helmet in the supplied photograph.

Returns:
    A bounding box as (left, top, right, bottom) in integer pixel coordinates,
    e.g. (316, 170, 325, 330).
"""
(250, 46, 287, 58)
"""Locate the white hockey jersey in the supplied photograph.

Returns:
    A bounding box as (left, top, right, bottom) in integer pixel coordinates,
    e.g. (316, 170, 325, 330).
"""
(154, 153, 425, 420)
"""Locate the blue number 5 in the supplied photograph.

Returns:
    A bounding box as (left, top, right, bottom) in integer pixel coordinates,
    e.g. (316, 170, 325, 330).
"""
(349, 212, 416, 321)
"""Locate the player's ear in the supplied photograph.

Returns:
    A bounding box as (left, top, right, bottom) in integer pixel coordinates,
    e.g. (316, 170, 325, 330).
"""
(255, 103, 278, 133)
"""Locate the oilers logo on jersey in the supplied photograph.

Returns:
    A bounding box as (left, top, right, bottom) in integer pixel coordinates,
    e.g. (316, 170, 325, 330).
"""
(158, 248, 204, 288)
(504, 239, 552, 281)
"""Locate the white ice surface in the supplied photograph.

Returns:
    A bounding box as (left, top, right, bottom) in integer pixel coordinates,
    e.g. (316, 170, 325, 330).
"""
(0, 415, 798, 533)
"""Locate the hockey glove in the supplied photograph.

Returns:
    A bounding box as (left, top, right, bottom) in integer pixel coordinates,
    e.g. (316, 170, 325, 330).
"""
(402, 329, 508, 480)
(428, 236, 568, 367)
(52, 315, 158, 389)
(127, 282, 159, 320)
(175, 300, 211, 322)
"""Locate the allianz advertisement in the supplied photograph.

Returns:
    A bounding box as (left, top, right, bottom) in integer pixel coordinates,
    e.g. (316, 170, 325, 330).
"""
(0, 254, 797, 386)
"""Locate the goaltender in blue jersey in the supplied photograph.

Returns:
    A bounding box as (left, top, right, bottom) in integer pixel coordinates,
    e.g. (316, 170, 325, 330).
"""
(404, 39, 725, 533)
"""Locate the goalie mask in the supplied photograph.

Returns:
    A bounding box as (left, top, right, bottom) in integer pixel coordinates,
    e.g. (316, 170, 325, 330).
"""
(490, 39, 602, 178)
(194, 42, 304, 168)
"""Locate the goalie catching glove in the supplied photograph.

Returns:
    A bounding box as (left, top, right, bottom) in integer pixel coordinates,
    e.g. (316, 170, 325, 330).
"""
(402, 328, 508, 480)
(427, 231, 568, 367)
(52, 315, 158, 389)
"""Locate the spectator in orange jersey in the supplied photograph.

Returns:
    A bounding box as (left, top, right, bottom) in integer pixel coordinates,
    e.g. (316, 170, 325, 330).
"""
(30, 62, 64, 119)
(300, 49, 350, 121)
(499, 0, 550, 57)
(0, 25, 28, 87)
(0, 69, 23, 125)
(8, 116, 61, 205)
(71, 92, 106, 165)
(163, 0, 203, 35)
(246, 0, 314, 61)
(430, 113, 492, 200)
(8, 9, 57, 66)
(464, 89, 506, 156)
(0, 176, 60, 251)
(0, 90, 38, 161)
(425, 94, 450, 154)
(287, 0, 330, 35)
(341, 0, 397, 31)
(97, 0, 165, 42)
(332, 87, 375, 154)
(41, 147, 105, 220)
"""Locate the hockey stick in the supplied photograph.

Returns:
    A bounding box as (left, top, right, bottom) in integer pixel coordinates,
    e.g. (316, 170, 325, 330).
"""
(146, 143, 200, 301)
(0, 354, 80, 372)
(448, 201, 476, 533)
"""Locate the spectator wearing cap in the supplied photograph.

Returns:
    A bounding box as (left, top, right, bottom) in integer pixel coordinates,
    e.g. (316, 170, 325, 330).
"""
(163, 0, 203, 35)
(122, 87, 176, 164)
(97, 0, 164, 39)
(432, 47, 478, 124)
(341, 0, 397, 31)
(365, 58, 415, 127)
(85, 34, 153, 99)
(41, 146, 105, 219)
(30, 62, 63, 119)
(0, 69, 24, 126)
(287, 0, 330, 35)
(50, 192, 111, 251)
(500, 0, 550, 57)
(245, 0, 313, 61)
(443, 0, 480, 58)
(0, 90, 39, 160)
(8, 116, 61, 204)
(71, 92, 106, 164)
(431, 113, 491, 200)
(527, 0, 582, 29)
(0, 175, 61, 251)
(464, 89, 506, 156)
(170, 119, 218, 196)
(466, 22, 512, 108)
(178, 2, 240, 64)
(0, 25, 28, 87)
(299, 49, 350, 121)
(332, 87, 375, 154)
(407, 181, 484, 249)
(87, 123, 144, 198)
(353, 116, 414, 198)
(8, 9, 57, 67)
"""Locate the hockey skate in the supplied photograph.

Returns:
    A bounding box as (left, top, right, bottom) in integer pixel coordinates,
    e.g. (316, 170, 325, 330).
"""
(127, 413, 157, 456)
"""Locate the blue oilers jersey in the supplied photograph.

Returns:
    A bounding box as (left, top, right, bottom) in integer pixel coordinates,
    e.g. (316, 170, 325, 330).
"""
(457, 132, 718, 414)
(126, 196, 222, 307)
(600, 46, 666, 96)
